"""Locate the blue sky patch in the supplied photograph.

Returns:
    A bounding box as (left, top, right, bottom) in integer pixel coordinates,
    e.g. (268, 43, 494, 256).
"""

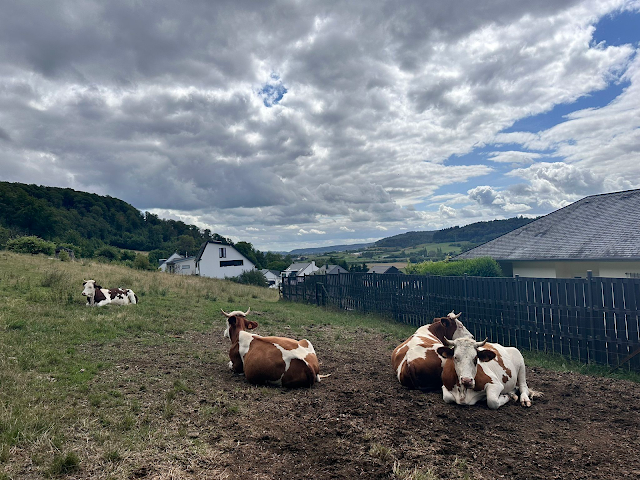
(502, 79, 630, 134)
(259, 74, 288, 107)
(593, 9, 640, 47)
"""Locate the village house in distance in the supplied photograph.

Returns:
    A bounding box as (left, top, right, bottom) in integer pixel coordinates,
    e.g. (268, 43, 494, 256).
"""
(159, 240, 255, 279)
(457, 189, 640, 279)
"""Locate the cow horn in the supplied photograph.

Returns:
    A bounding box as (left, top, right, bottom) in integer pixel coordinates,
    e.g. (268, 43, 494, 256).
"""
(475, 338, 488, 347)
(453, 312, 462, 319)
(221, 309, 231, 317)
(443, 337, 454, 346)
(244, 307, 251, 316)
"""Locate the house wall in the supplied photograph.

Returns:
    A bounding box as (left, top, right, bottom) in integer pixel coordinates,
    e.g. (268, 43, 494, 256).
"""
(511, 260, 640, 278)
(174, 258, 196, 275)
(197, 244, 255, 279)
(159, 253, 183, 272)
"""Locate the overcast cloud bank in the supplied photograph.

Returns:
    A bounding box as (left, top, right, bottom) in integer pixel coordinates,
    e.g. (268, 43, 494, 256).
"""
(0, 0, 639, 250)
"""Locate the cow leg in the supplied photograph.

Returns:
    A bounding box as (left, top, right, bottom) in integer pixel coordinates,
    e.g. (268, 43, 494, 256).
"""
(516, 365, 532, 407)
(442, 385, 456, 404)
(485, 383, 511, 410)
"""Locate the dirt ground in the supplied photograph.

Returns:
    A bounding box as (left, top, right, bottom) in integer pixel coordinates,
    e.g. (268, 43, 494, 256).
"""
(62, 320, 640, 479)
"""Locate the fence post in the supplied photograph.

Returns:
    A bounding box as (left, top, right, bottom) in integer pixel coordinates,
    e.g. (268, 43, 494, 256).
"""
(463, 273, 469, 318)
(515, 275, 521, 349)
(586, 270, 596, 364)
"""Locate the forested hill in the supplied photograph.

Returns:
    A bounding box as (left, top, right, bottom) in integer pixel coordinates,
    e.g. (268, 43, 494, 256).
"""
(375, 216, 536, 249)
(0, 181, 230, 258)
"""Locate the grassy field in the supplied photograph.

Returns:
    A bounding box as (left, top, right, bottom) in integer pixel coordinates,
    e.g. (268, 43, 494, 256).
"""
(0, 252, 416, 479)
(1, 252, 638, 479)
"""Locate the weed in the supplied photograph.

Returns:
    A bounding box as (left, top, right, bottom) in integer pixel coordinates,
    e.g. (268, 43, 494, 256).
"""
(392, 461, 439, 480)
(369, 443, 393, 462)
(104, 450, 121, 462)
(47, 451, 80, 476)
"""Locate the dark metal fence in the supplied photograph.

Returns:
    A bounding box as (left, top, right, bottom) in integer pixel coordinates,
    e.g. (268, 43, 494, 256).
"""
(281, 272, 640, 371)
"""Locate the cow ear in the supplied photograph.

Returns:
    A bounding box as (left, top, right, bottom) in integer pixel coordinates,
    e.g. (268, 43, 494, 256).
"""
(246, 321, 258, 330)
(478, 349, 496, 362)
(440, 316, 451, 327)
(437, 346, 454, 358)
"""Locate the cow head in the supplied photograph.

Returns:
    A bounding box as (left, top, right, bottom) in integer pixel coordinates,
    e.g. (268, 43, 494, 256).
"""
(82, 280, 98, 297)
(221, 308, 258, 342)
(437, 337, 495, 389)
(430, 312, 472, 342)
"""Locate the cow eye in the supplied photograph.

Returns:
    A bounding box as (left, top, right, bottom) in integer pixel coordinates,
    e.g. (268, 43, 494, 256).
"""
(473, 357, 478, 364)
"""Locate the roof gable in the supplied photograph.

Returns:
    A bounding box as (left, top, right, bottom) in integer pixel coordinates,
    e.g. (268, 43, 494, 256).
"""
(457, 189, 640, 261)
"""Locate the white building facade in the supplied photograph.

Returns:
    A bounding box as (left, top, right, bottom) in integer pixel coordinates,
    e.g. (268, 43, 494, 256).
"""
(195, 241, 255, 279)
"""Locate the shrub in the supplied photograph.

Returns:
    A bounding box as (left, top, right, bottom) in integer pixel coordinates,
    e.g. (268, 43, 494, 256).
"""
(58, 250, 70, 262)
(229, 270, 268, 287)
(5, 236, 55, 255)
(94, 246, 120, 261)
(120, 250, 136, 262)
(133, 254, 151, 270)
(405, 257, 503, 277)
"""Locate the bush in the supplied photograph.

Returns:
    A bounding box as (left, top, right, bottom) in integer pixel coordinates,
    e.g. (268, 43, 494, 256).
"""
(120, 250, 136, 262)
(134, 254, 152, 270)
(405, 257, 503, 277)
(5, 236, 56, 255)
(229, 270, 269, 287)
(58, 250, 70, 262)
(94, 246, 120, 261)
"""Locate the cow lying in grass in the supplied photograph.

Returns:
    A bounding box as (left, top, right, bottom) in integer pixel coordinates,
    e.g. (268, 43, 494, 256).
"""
(391, 312, 473, 390)
(82, 280, 138, 306)
(438, 337, 539, 410)
(222, 308, 320, 388)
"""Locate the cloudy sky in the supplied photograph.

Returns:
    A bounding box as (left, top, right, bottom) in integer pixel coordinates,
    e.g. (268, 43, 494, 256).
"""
(1, 0, 639, 251)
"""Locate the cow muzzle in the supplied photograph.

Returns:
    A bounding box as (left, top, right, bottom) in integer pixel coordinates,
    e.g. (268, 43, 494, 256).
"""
(460, 377, 474, 388)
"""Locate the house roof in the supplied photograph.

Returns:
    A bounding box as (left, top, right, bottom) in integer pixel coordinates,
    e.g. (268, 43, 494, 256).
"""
(260, 269, 281, 276)
(168, 256, 194, 265)
(456, 189, 640, 261)
(368, 265, 400, 274)
(284, 262, 313, 273)
(315, 264, 349, 274)
(194, 240, 230, 264)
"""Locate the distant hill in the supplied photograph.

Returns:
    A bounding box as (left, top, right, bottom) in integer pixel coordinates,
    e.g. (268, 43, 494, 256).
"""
(375, 231, 436, 248)
(288, 243, 373, 256)
(374, 217, 536, 249)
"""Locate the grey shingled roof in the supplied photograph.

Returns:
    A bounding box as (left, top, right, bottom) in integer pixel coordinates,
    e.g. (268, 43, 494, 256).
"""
(368, 265, 401, 274)
(456, 189, 640, 261)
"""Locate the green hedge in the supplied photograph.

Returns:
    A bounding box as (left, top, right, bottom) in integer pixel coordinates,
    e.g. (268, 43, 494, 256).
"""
(5, 236, 56, 255)
(405, 257, 503, 277)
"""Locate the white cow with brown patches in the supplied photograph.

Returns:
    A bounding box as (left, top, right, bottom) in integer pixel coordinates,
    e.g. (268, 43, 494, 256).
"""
(437, 337, 537, 410)
(222, 308, 321, 388)
(82, 280, 138, 306)
(391, 312, 473, 391)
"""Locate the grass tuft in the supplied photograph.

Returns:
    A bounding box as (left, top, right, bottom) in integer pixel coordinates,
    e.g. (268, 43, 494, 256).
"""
(47, 451, 80, 476)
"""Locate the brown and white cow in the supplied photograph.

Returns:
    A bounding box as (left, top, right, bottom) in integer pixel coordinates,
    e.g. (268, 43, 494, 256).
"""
(222, 308, 320, 388)
(437, 337, 536, 410)
(391, 312, 473, 390)
(82, 280, 138, 307)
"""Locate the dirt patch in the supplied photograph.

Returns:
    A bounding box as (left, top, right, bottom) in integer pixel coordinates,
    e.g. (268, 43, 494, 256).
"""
(34, 326, 640, 479)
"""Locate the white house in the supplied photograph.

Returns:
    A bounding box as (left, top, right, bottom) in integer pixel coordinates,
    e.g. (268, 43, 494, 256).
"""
(159, 252, 184, 272)
(314, 264, 349, 275)
(456, 189, 640, 278)
(169, 256, 196, 275)
(260, 269, 282, 288)
(282, 261, 319, 284)
(195, 241, 256, 279)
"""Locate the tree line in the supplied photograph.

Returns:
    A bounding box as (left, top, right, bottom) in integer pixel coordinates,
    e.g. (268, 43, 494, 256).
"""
(0, 182, 290, 270)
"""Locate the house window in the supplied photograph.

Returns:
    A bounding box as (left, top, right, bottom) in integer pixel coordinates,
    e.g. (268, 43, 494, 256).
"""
(220, 260, 243, 267)
(219, 247, 227, 258)
(181, 265, 190, 270)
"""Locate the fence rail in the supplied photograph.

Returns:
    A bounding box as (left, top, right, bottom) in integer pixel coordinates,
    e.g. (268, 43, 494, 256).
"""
(281, 272, 640, 371)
